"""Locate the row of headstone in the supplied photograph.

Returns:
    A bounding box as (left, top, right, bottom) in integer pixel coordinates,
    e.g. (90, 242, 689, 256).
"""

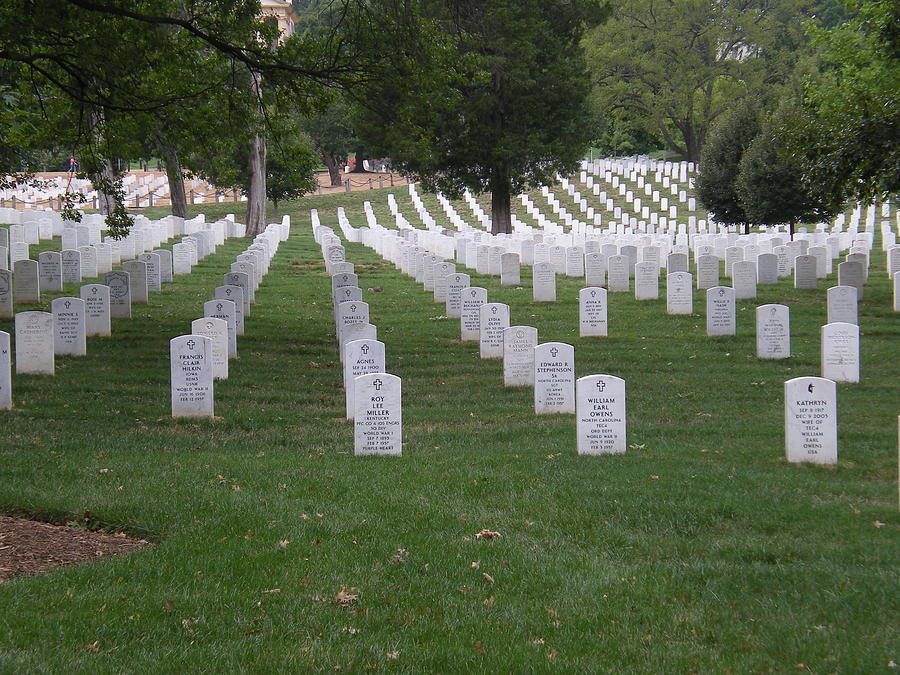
(342, 214, 632, 456)
(170, 217, 285, 419)
(316, 224, 402, 456)
(338, 197, 885, 465)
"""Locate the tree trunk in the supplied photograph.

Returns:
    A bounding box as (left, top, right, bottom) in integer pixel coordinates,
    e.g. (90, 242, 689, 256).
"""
(490, 168, 512, 235)
(245, 71, 267, 237)
(96, 157, 118, 215)
(246, 131, 267, 236)
(323, 153, 343, 186)
(162, 147, 187, 219)
(352, 148, 366, 173)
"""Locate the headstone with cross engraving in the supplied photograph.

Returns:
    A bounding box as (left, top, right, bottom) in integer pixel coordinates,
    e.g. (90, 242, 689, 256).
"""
(191, 317, 228, 380)
(579, 287, 608, 337)
(204, 299, 237, 358)
(139, 252, 161, 292)
(445, 272, 471, 318)
(354, 373, 401, 456)
(503, 325, 537, 387)
(337, 301, 370, 346)
(52, 296, 86, 356)
(340, 322, 377, 364)
(460, 287, 487, 341)
(534, 342, 575, 414)
(223, 272, 251, 315)
(756, 304, 790, 359)
(0, 330, 9, 409)
(170, 334, 214, 417)
(577, 374, 626, 455)
(784, 376, 837, 464)
(80, 284, 111, 337)
(479, 302, 510, 358)
(821, 322, 859, 383)
(215, 284, 245, 333)
(344, 339, 386, 419)
(826, 285, 858, 325)
(706, 286, 736, 336)
(15, 311, 54, 375)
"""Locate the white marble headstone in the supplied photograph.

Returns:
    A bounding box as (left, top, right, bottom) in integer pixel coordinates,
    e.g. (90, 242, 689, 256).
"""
(344, 339, 386, 419)
(579, 287, 608, 337)
(460, 287, 487, 341)
(479, 302, 510, 359)
(354, 373, 401, 456)
(756, 304, 790, 359)
(784, 376, 837, 464)
(15, 311, 54, 375)
(0, 330, 9, 409)
(52, 296, 86, 356)
(576, 375, 626, 455)
(80, 284, 111, 337)
(706, 286, 736, 336)
(105, 271, 131, 319)
(821, 322, 859, 383)
(534, 342, 575, 414)
(503, 325, 537, 387)
(170, 334, 214, 418)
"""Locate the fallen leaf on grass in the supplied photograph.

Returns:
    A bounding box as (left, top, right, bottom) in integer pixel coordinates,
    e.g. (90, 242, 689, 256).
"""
(470, 561, 480, 570)
(531, 638, 545, 646)
(650, 475, 660, 481)
(262, 589, 281, 594)
(387, 651, 400, 660)
(278, 539, 291, 548)
(482, 573, 495, 584)
(474, 641, 484, 655)
(873, 520, 886, 528)
(334, 587, 359, 605)
(482, 596, 494, 607)
(474, 529, 501, 539)
(84, 641, 100, 652)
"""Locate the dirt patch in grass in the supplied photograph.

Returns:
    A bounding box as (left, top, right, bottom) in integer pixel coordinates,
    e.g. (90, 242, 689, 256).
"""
(0, 516, 149, 580)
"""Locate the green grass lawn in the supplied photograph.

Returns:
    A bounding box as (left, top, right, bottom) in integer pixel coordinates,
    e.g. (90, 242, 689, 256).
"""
(0, 184, 897, 672)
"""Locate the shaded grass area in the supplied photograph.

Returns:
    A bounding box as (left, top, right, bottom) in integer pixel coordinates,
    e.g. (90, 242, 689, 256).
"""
(0, 189, 897, 672)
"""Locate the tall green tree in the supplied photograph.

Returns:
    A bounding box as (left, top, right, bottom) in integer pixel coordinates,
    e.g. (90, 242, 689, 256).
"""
(735, 103, 837, 234)
(781, 0, 900, 206)
(354, 0, 606, 234)
(695, 102, 761, 230)
(585, 0, 815, 163)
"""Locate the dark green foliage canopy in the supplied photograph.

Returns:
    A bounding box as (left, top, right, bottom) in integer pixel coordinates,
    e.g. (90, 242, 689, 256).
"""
(354, 0, 606, 233)
(695, 103, 761, 227)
